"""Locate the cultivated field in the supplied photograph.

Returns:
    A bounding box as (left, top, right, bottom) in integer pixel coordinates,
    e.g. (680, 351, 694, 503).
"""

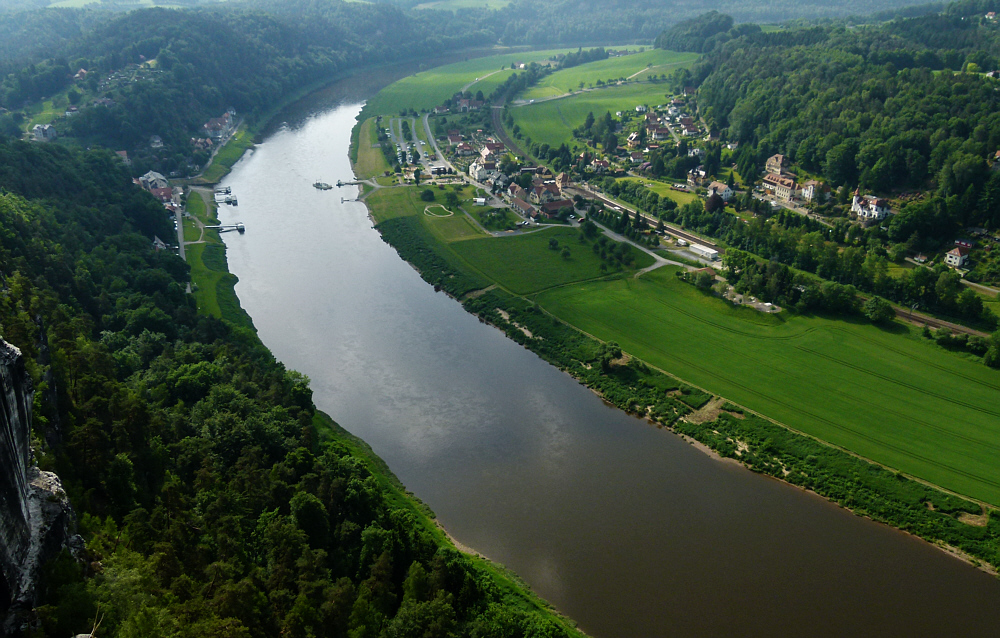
(359, 48, 576, 119)
(521, 49, 699, 100)
(536, 267, 1000, 506)
(511, 82, 677, 151)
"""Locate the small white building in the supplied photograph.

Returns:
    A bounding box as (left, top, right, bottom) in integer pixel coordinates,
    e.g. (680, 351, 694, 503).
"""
(635, 105, 648, 113)
(690, 244, 718, 261)
(32, 124, 57, 142)
(473, 197, 487, 206)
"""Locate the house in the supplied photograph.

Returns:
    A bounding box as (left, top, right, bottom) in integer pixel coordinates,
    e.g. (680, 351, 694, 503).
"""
(766, 154, 788, 175)
(687, 147, 704, 158)
(707, 181, 733, 202)
(652, 127, 672, 141)
(31, 124, 57, 142)
(150, 187, 175, 203)
(508, 183, 527, 200)
(555, 172, 572, 192)
(630, 151, 644, 163)
(851, 188, 891, 221)
(115, 150, 131, 167)
(541, 199, 574, 219)
(139, 170, 169, 190)
(64, 106, 79, 117)
(635, 105, 648, 113)
(687, 165, 707, 187)
(591, 159, 610, 172)
(683, 86, 696, 95)
(762, 173, 798, 200)
(945, 246, 970, 267)
(627, 132, 642, 148)
(191, 137, 214, 151)
(682, 125, 698, 136)
(447, 134, 462, 146)
(456, 142, 474, 156)
(469, 162, 490, 181)
(511, 197, 536, 217)
(150, 135, 164, 149)
(203, 111, 235, 142)
(152, 236, 168, 251)
(529, 182, 561, 204)
(92, 97, 116, 107)
(73, 68, 88, 80)
(801, 179, 828, 202)
(434, 105, 449, 114)
(988, 11, 996, 19)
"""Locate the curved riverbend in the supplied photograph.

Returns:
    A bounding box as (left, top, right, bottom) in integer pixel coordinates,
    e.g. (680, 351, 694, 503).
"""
(216, 91, 1000, 636)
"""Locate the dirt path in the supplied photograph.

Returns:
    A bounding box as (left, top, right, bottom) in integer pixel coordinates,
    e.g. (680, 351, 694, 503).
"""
(461, 69, 503, 93)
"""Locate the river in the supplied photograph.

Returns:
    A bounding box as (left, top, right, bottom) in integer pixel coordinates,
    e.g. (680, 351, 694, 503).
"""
(216, 85, 1000, 636)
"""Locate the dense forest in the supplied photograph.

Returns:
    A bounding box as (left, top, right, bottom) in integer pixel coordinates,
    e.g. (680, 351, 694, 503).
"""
(0, 139, 581, 637)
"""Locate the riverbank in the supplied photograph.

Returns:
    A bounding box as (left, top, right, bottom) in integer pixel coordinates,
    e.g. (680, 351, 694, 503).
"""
(349, 157, 1000, 574)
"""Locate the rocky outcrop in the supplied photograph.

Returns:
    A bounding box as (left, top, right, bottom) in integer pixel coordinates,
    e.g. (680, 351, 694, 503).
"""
(0, 339, 82, 633)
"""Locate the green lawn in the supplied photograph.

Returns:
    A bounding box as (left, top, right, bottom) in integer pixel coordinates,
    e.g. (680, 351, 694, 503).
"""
(358, 48, 576, 119)
(355, 117, 391, 179)
(511, 82, 676, 151)
(521, 50, 698, 100)
(450, 227, 654, 295)
(535, 267, 1000, 506)
(620, 177, 699, 207)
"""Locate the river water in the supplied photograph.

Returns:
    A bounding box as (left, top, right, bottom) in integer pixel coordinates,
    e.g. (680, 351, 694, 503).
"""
(217, 88, 1000, 636)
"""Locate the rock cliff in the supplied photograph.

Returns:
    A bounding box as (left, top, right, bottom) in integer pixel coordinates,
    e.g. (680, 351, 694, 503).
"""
(0, 339, 82, 633)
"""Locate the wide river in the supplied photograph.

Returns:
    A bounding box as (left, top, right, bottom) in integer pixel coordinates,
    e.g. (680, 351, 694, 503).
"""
(217, 81, 1000, 636)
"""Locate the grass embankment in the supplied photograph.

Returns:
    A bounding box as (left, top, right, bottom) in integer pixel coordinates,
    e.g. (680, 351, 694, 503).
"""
(521, 49, 699, 100)
(363, 182, 1000, 570)
(184, 191, 255, 330)
(311, 409, 583, 632)
(511, 82, 679, 151)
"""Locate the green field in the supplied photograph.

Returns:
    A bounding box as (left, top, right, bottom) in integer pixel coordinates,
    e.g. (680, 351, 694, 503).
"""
(354, 117, 391, 179)
(511, 82, 676, 151)
(451, 227, 654, 295)
(521, 50, 699, 100)
(358, 48, 576, 119)
(535, 267, 1000, 505)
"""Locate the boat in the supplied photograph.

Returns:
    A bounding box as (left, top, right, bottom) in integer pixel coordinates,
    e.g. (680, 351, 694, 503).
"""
(314, 181, 333, 190)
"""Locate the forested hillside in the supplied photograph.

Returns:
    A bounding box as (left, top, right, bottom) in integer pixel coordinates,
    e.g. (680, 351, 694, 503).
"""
(0, 139, 580, 637)
(666, 2, 1000, 244)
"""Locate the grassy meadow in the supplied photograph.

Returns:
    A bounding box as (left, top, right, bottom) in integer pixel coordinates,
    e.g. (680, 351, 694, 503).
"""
(198, 124, 254, 184)
(535, 267, 1000, 506)
(512, 82, 676, 151)
(521, 49, 699, 100)
(354, 117, 391, 179)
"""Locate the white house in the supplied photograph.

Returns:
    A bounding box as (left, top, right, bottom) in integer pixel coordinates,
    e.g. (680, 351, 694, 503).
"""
(469, 162, 489, 181)
(707, 181, 733, 202)
(851, 189, 890, 221)
(801, 179, 828, 202)
(945, 246, 970, 268)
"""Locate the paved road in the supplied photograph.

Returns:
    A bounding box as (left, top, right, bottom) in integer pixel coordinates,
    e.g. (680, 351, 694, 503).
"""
(753, 192, 832, 227)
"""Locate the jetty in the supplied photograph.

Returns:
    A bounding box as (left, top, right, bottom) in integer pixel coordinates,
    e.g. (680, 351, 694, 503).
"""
(336, 180, 360, 187)
(205, 222, 246, 234)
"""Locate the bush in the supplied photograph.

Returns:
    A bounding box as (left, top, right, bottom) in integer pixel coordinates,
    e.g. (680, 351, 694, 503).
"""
(863, 296, 895, 324)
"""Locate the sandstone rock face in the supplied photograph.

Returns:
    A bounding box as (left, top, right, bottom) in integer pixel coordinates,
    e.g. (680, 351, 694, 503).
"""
(0, 338, 82, 634)
(0, 340, 33, 618)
